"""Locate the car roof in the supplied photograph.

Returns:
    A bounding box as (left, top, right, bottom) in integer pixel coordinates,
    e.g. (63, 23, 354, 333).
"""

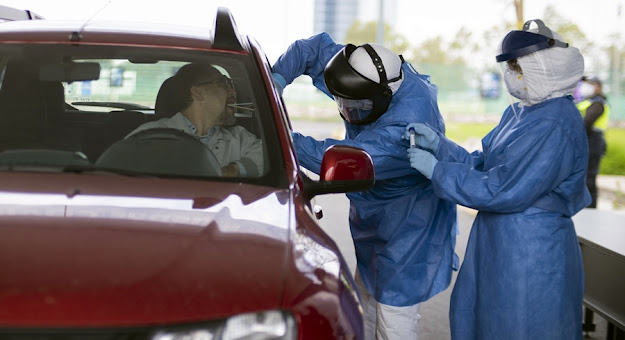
(0, 7, 248, 52)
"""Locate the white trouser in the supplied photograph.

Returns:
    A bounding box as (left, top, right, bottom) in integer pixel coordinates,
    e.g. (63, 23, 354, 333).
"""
(355, 269, 421, 340)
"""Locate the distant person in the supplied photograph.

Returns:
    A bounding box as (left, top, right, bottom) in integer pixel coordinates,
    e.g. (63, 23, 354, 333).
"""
(127, 63, 262, 177)
(401, 19, 590, 339)
(576, 75, 610, 208)
(272, 32, 457, 339)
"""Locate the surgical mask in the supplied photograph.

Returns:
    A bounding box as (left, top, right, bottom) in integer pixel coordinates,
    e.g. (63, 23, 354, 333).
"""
(578, 82, 596, 98)
(504, 70, 527, 100)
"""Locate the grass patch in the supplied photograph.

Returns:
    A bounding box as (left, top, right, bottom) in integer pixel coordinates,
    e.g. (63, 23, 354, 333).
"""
(445, 122, 496, 143)
(603, 129, 625, 175)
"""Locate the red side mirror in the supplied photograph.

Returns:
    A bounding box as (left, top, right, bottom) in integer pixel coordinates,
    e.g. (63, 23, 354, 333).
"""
(320, 145, 374, 181)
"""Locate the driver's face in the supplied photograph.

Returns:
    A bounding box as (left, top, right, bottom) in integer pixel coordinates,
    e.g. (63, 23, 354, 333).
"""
(195, 74, 237, 126)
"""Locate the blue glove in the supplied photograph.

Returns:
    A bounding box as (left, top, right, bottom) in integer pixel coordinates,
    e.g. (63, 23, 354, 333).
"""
(407, 148, 438, 179)
(272, 72, 286, 97)
(403, 123, 440, 153)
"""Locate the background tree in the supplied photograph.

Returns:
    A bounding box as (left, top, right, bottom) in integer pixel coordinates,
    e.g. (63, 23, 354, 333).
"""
(514, 0, 524, 29)
(603, 33, 625, 96)
(344, 20, 410, 56)
(542, 5, 592, 53)
(409, 36, 449, 64)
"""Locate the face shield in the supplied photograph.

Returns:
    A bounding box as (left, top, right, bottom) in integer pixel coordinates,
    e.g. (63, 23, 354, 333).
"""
(496, 19, 571, 119)
(334, 97, 374, 123)
(324, 44, 401, 125)
(499, 58, 526, 101)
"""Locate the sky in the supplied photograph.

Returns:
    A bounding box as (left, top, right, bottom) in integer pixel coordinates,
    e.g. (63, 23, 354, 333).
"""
(2, 0, 624, 64)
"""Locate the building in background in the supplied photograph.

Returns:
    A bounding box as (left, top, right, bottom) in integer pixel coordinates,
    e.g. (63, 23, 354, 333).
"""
(313, 0, 359, 43)
(313, 0, 399, 44)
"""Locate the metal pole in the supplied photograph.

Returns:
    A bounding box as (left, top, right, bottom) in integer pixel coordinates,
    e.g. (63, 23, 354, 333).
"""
(612, 4, 621, 97)
(376, 0, 384, 45)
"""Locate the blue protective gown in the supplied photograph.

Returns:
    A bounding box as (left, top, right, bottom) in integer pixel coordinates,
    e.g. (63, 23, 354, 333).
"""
(273, 33, 458, 307)
(429, 96, 590, 339)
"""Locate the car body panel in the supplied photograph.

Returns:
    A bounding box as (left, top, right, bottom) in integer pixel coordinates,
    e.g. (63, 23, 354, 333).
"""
(0, 7, 370, 339)
(0, 173, 289, 326)
(0, 20, 229, 50)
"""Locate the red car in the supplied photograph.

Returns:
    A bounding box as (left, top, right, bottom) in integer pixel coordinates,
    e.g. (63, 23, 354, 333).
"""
(0, 5, 373, 339)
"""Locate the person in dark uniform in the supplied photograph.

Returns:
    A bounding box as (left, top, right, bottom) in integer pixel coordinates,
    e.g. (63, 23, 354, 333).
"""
(576, 75, 610, 208)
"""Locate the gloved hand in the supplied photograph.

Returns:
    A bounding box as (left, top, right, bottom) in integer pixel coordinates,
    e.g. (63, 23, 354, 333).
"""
(272, 72, 286, 97)
(407, 147, 438, 179)
(403, 123, 440, 153)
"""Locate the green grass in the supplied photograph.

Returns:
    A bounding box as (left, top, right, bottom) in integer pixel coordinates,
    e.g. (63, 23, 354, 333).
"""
(445, 123, 625, 176)
(445, 122, 496, 144)
(603, 129, 625, 175)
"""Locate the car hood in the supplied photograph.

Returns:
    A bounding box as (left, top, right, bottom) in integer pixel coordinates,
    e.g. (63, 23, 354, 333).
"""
(0, 177, 294, 327)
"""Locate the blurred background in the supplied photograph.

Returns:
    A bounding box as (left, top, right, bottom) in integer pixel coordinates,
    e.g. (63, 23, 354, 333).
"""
(5, 0, 625, 180)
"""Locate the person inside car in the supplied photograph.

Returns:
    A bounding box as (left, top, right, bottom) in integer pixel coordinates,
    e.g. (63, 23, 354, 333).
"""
(127, 63, 263, 177)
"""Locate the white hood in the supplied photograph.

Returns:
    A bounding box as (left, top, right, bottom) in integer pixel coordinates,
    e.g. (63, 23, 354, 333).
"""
(515, 30, 584, 106)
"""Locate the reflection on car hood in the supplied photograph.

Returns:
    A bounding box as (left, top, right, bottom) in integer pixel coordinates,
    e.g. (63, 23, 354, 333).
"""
(0, 187, 293, 327)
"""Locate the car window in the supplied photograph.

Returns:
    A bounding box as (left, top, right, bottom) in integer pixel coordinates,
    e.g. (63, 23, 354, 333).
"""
(64, 59, 181, 112)
(0, 45, 282, 185)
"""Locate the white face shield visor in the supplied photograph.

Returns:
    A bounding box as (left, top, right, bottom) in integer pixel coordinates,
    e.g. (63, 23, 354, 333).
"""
(334, 96, 374, 123)
(500, 58, 527, 101)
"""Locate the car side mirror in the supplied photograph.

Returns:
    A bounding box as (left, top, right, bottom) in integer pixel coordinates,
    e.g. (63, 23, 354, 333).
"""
(302, 145, 375, 200)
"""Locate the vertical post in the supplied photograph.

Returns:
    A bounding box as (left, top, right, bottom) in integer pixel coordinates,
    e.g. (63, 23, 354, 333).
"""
(376, 0, 384, 45)
(612, 4, 622, 98)
(514, 0, 524, 30)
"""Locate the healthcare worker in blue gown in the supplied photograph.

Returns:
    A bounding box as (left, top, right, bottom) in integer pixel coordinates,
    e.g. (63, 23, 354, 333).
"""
(272, 32, 458, 339)
(402, 20, 590, 339)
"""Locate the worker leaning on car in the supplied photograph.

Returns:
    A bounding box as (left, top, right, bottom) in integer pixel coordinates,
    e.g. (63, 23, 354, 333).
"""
(271, 32, 458, 339)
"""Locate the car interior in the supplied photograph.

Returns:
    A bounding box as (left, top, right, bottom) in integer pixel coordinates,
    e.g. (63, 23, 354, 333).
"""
(0, 44, 277, 181)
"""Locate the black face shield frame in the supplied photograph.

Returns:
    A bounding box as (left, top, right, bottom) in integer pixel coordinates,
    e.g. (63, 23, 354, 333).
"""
(323, 44, 397, 125)
(496, 19, 569, 62)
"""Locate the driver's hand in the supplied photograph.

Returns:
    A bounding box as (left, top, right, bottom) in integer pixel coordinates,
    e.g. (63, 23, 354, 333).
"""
(221, 162, 240, 177)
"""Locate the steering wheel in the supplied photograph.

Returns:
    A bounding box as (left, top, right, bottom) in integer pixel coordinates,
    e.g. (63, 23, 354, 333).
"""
(96, 128, 223, 177)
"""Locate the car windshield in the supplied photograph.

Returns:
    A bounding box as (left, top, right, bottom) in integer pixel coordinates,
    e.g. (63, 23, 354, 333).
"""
(0, 44, 283, 186)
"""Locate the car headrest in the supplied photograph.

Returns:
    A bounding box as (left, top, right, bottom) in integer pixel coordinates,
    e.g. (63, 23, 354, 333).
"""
(154, 76, 184, 118)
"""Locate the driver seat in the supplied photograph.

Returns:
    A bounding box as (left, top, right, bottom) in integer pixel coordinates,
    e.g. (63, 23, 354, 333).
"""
(154, 76, 183, 119)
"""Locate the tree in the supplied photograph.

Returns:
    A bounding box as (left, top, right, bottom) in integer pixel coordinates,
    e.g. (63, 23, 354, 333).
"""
(542, 5, 592, 52)
(603, 33, 625, 95)
(450, 27, 486, 66)
(514, 0, 524, 29)
(344, 20, 410, 56)
(409, 36, 449, 64)
(408, 27, 484, 66)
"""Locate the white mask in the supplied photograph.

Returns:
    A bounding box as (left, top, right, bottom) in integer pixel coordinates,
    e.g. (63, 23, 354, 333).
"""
(578, 82, 596, 98)
(504, 70, 527, 100)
